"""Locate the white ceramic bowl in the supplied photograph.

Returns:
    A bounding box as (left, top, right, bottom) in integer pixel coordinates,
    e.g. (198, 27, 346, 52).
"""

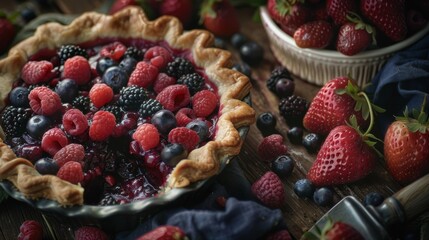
(260, 6, 429, 87)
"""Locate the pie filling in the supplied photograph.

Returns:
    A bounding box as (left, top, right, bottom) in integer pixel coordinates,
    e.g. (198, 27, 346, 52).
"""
(0, 38, 221, 205)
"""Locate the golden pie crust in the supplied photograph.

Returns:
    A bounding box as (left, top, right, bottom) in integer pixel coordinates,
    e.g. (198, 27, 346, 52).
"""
(0, 7, 255, 206)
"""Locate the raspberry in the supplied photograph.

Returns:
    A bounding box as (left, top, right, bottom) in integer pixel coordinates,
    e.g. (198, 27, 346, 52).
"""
(89, 111, 116, 141)
(58, 45, 88, 64)
(156, 84, 190, 112)
(29, 86, 62, 116)
(74, 226, 109, 240)
(153, 72, 176, 94)
(128, 61, 159, 88)
(177, 72, 205, 95)
(41, 127, 69, 156)
(17, 220, 43, 240)
(137, 225, 187, 240)
(168, 127, 199, 151)
(251, 171, 285, 208)
(99, 41, 127, 61)
(192, 90, 218, 117)
(118, 86, 149, 111)
(266, 230, 292, 240)
(175, 108, 195, 127)
(53, 143, 85, 167)
(144, 46, 173, 69)
(89, 83, 114, 108)
(56, 161, 84, 184)
(166, 57, 194, 78)
(0, 106, 31, 138)
(21, 60, 54, 85)
(132, 123, 160, 150)
(139, 98, 164, 118)
(258, 134, 288, 162)
(63, 56, 91, 85)
(62, 108, 88, 136)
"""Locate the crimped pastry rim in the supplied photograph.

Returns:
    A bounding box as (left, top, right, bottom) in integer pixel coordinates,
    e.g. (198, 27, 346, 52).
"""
(0, 7, 255, 206)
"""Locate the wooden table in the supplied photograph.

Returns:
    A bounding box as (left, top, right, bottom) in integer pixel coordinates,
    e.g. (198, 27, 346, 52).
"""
(0, 1, 414, 239)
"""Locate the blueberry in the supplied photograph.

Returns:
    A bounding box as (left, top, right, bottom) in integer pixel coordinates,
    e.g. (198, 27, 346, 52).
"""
(214, 37, 227, 49)
(102, 66, 128, 93)
(186, 119, 209, 143)
(55, 79, 78, 103)
(232, 63, 251, 78)
(151, 109, 177, 135)
(96, 57, 117, 75)
(256, 112, 276, 136)
(271, 155, 294, 178)
(26, 115, 52, 139)
(363, 192, 384, 207)
(9, 87, 30, 107)
(34, 157, 59, 175)
(313, 187, 333, 207)
(119, 57, 137, 75)
(239, 41, 264, 66)
(231, 33, 248, 49)
(302, 133, 323, 154)
(287, 126, 303, 144)
(293, 179, 315, 199)
(21, 8, 37, 23)
(161, 143, 188, 167)
(275, 78, 295, 98)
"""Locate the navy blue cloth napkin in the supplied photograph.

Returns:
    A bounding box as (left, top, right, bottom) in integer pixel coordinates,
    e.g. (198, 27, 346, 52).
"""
(365, 33, 429, 136)
(115, 160, 287, 240)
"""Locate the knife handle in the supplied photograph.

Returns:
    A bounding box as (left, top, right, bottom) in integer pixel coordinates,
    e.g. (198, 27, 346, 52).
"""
(393, 173, 429, 220)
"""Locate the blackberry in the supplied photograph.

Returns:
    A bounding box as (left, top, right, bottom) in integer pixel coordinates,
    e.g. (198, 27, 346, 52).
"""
(0, 106, 32, 138)
(177, 72, 205, 95)
(124, 46, 143, 60)
(279, 95, 308, 127)
(72, 95, 91, 113)
(58, 45, 88, 64)
(165, 57, 194, 79)
(102, 105, 124, 122)
(267, 66, 291, 92)
(99, 195, 118, 206)
(139, 99, 164, 118)
(118, 86, 149, 111)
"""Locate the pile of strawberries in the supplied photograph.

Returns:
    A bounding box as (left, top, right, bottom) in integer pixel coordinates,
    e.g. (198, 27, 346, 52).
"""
(267, 0, 429, 55)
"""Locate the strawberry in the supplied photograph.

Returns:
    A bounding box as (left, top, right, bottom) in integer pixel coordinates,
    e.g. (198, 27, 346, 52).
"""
(200, 0, 240, 37)
(384, 97, 429, 184)
(303, 77, 382, 136)
(302, 219, 364, 240)
(336, 13, 376, 56)
(293, 20, 334, 49)
(0, 13, 16, 54)
(136, 225, 188, 240)
(326, 0, 358, 26)
(360, 0, 407, 42)
(159, 0, 193, 26)
(306, 117, 379, 186)
(267, 0, 311, 36)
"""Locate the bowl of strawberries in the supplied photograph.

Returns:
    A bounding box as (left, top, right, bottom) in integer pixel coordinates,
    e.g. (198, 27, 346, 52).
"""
(260, 0, 429, 87)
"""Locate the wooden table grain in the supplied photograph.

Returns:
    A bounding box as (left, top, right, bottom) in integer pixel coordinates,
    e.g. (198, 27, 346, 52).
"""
(0, 1, 411, 240)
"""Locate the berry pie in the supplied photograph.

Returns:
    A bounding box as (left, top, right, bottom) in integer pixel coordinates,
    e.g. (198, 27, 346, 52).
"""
(0, 7, 255, 206)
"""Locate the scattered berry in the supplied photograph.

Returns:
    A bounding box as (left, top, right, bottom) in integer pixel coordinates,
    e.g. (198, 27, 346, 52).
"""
(266, 66, 291, 92)
(0, 106, 32, 138)
(62, 109, 88, 136)
(34, 157, 59, 175)
(136, 225, 187, 240)
(251, 171, 285, 208)
(55, 79, 79, 103)
(168, 127, 200, 152)
(192, 90, 217, 117)
(256, 112, 277, 136)
(231, 33, 248, 49)
(279, 95, 308, 127)
(53, 143, 85, 167)
(153, 72, 177, 94)
(89, 83, 114, 108)
(151, 109, 177, 135)
(293, 179, 315, 199)
(239, 41, 264, 66)
(21, 60, 54, 85)
(177, 72, 205, 95)
(144, 46, 173, 69)
(313, 187, 334, 206)
(27, 115, 53, 139)
(161, 143, 187, 167)
(29, 86, 62, 116)
(266, 230, 292, 240)
(74, 226, 109, 240)
(63, 56, 91, 85)
(41, 127, 68, 156)
(166, 57, 194, 78)
(99, 41, 127, 61)
(156, 84, 190, 112)
(363, 192, 384, 207)
(258, 134, 288, 162)
(9, 86, 30, 107)
(302, 133, 323, 154)
(287, 126, 303, 145)
(231, 62, 251, 78)
(58, 45, 88, 64)
(17, 220, 43, 240)
(89, 111, 116, 141)
(102, 66, 128, 93)
(118, 86, 148, 111)
(271, 155, 294, 178)
(133, 123, 160, 150)
(128, 61, 159, 88)
(275, 78, 295, 98)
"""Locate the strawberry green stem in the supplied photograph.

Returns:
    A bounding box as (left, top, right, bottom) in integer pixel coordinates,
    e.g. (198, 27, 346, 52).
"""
(357, 91, 374, 136)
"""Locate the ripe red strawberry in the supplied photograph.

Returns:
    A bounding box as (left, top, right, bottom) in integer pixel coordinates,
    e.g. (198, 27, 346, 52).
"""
(251, 171, 285, 208)
(303, 219, 364, 240)
(0, 16, 15, 54)
(201, 0, 240, 37)
(384, 100, 429, 184)
(336, 14, 375, 56)
(326, 0, 358, 25)
(293, 20, 334, 49)
(307, 123, 378, 186)
(159, 0, 193, 26)
(136, 225, 187, 240)
(267, 0, 311, 36)
(360, 0, 407, 42)
(303, 77, 375, 136)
